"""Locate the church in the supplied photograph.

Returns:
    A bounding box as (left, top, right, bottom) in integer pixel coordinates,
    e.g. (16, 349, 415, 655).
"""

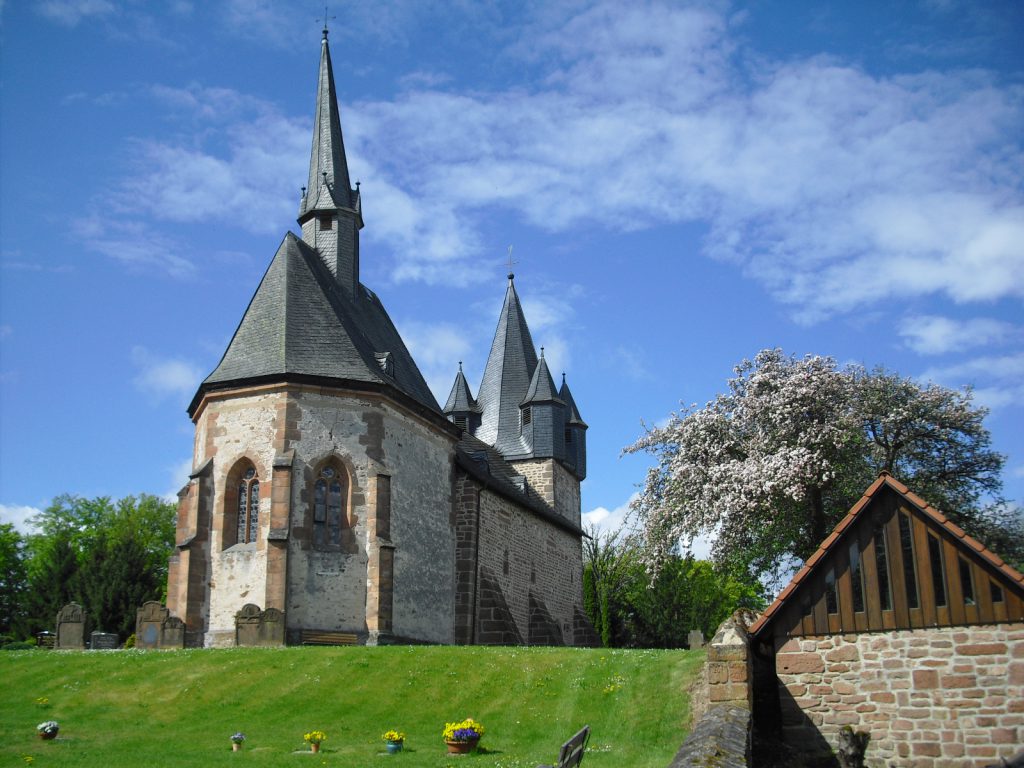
(164, 27, 594, 648)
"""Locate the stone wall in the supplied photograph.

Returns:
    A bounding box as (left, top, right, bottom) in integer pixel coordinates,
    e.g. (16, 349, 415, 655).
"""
(774, 623, 1024, 766)
(453, 467, 585, 645)
(184, 383, 455, 647)
(510, 458, 581, 525)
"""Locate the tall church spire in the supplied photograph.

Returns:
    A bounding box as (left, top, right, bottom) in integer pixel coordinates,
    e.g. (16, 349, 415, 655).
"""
(298, 25, 363, 293)
(475, 273, 538, 455)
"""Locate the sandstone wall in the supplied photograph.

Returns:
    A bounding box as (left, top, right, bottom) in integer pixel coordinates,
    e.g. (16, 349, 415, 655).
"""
(453, 468, 584, 645)
(189, 384, 455, 646)
(774, 623, 1024, 766)
(509, 458, 581, 525)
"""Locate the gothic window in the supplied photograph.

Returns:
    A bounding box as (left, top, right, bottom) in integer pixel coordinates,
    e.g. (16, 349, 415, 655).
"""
(848, 542, 865, 614)
(898, 512, 920, 610)
(959, 557, 975, 606)
(873, 524, 892, 612)
(224, 461, 260, 549)
(313, 462, 348, 550)
(824, 569, 838, 615)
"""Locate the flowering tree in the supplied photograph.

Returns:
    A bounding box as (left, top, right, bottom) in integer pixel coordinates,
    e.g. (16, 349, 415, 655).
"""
(626, 349, 1011, 584)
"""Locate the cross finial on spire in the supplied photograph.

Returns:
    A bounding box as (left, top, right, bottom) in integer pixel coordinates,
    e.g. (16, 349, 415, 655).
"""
(540, 346, 545, 358)
(505, 244, 520, 280)
(321, 6, 335, 39)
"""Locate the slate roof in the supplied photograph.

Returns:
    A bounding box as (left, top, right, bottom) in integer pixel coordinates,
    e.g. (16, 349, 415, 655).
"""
(190, 232, 441, 417)
(299, 27, 356, 219)
(522, 353, 563, 406)
(443, 364, 481, 414)
(475, 274, 538, 455)
(455, 433, 584, 536)
(748, 472, 1024, 637)
(559, 374, 587, 427)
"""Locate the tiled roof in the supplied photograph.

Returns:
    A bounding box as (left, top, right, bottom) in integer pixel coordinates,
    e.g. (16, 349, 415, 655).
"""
(475, 274, 537, 456)
(190, 232, 440, 416)
(299, 28, 356, 219)
(748, 472, 1024, 637)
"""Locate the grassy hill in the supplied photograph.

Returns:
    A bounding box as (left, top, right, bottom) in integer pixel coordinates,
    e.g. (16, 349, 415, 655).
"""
(2, 645, 702, 767)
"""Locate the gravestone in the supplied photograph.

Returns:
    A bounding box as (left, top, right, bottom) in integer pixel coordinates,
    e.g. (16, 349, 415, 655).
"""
(90, 631, 119, 650)
(259, 607, 285, 646)
(688, 629, 705, 650)
(56, 603, 86, 649)
(135, 601, 183, 649)
(136, 601, 168, 649)
(234, 604, 285, 646)
(235, 603, 262, 646)
(162, 616, 185, 648)
(36, 631, 55, 649)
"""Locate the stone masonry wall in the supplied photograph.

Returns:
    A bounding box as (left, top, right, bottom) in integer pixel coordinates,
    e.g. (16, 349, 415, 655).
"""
(478, 488, 582, 644)
(775, 623, 1024, 766)
(510, 458, 581, 525)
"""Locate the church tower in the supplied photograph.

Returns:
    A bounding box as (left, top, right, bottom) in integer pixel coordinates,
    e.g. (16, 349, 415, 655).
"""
(297, 26, 363, 293)
(444, 272, 587, 525)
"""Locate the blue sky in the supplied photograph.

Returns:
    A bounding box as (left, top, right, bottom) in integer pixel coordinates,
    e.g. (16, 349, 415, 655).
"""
(1, 0, 1022, 544)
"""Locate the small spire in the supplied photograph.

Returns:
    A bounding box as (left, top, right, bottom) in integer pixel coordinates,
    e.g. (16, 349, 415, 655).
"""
(540, 346, 545, 358)
(458, 361, 463, 371)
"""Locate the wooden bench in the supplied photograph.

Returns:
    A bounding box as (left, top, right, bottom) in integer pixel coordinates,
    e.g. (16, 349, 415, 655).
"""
(300, 630, 359, 646)
(537, 725, 589, 768)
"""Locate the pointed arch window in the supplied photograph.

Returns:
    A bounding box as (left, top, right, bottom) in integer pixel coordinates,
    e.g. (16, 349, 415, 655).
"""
(313, 463, 348, 550)
(237, 468, 260, 544)
(224, 461, 260, 549)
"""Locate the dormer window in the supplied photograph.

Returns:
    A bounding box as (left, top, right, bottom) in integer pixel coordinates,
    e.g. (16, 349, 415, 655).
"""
(319, 214, 333, 230)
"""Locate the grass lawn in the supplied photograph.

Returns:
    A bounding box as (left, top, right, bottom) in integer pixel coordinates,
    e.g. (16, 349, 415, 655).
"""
(2, 645, 703, 767)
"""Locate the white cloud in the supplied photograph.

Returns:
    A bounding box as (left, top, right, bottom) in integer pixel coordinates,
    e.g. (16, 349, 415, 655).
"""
(583, 492, 638, 535)
(395, 320, 474, 404)
(131, 346, 203, 400)
(919, 351, 1024, 411)
(36, 0, 114, 26)
(91, 1, 1024, 325)
(73, 217, 197, 278)
(163, 457, 195, 503)
(899, 315, 1017, 355)
(0, 504, 43, 534)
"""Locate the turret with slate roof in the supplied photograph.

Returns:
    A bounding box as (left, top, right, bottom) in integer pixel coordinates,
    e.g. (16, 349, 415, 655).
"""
(297, 24, 363, 295)
(443, 362, 482, 434)
(520, 349, 566, 460)
(559, 373, 587, 480)
(474, 273, 539, 457)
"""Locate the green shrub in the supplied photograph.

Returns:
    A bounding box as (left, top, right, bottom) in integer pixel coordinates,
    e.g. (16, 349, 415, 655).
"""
(2, 640, 36, 651)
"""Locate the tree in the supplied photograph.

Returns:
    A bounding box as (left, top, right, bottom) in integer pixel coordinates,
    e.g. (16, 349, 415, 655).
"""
(0, 523, 29, 637)
(626, 349, 1012, 585)
(22, 493, 176, 639)
(583, 527, 763, 647)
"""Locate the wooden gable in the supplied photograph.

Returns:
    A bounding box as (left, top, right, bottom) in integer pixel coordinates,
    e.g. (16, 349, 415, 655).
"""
(750, 474, 1024, 644)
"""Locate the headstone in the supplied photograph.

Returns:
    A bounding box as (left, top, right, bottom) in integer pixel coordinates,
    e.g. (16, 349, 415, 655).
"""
(56, 603, 86, 649)
(161, 616, 185, 648)
(688, 629, 705, 650)
(90, 631, 119, 650)
(36, 631, 55, 649)
(259, 607, 285, 646)
(136, 601, 170, 649)
(235, 603, 263, 646)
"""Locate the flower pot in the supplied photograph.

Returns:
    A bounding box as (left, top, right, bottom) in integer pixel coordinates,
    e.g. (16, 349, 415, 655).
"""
(446, 737, 479, 754)
(386, 741, 403, 754)
(310, 743, 320, 754)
